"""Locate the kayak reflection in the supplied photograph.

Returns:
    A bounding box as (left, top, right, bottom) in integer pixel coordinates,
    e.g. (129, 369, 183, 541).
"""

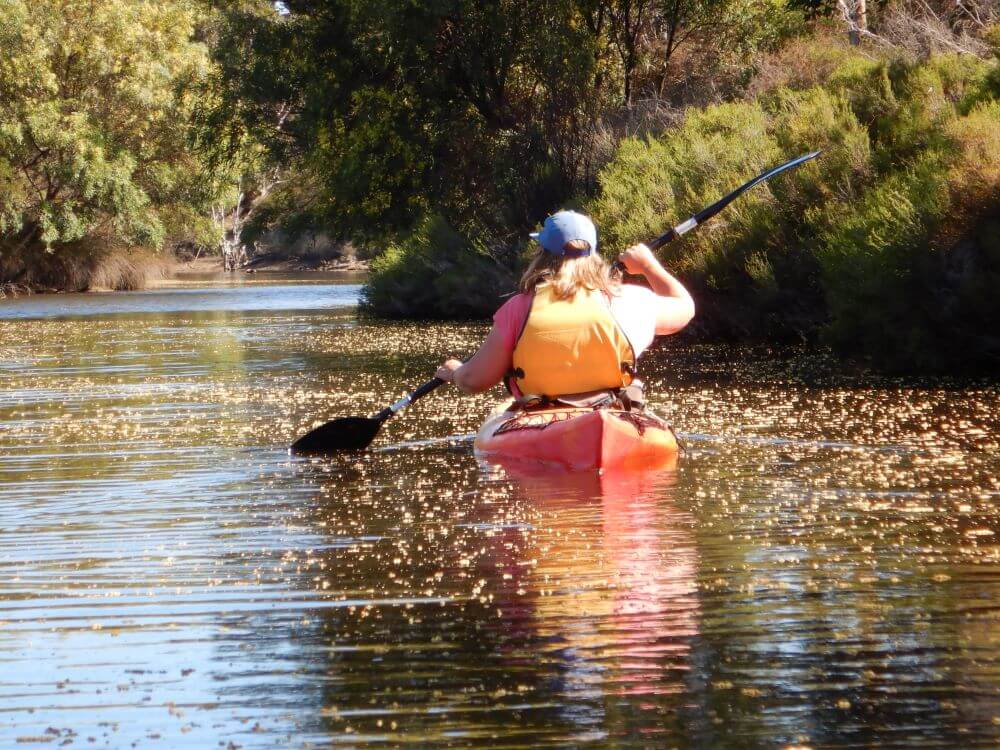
(486, 459, 701, 707)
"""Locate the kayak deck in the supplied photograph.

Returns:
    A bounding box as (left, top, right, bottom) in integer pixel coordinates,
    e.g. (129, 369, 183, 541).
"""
(474, 405, 679, 472)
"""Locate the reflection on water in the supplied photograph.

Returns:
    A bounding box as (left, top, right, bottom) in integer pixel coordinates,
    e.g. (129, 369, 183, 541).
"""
(1, 277, 999, 747)
(0, 272, 362, 320)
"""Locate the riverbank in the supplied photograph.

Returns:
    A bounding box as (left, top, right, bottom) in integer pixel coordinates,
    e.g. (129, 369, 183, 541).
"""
(0, 254, 371, 298)
(172, 254, 369, 276)
(0, 247, 172, 297)
(243, 252, 370, 273)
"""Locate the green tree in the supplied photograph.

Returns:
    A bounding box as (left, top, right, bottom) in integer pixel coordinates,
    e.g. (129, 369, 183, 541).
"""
(211, 0, 797, 245)
(578, 0, 798, 104)
(211, 0, 607, 244)
(209, 0, 797, 316)
(0, 0, 221, 288)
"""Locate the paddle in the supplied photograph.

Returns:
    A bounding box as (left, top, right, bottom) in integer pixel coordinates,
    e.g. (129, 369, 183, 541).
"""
(612, 150, 822, 271)
(291, 376, 445, 454)
(292, 150, 821, 455)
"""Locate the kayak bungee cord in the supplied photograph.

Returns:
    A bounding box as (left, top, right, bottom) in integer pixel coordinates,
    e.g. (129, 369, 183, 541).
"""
(290, 150, 821, 456)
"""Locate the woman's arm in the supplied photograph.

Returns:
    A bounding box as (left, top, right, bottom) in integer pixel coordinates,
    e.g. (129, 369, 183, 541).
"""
(435, 324, 511, 394)
(618, 243, 695, 335)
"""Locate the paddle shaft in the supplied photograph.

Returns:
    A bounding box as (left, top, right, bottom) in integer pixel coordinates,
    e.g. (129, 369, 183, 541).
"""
(613, 150, 821, 271)
(373, 377, 446, 422)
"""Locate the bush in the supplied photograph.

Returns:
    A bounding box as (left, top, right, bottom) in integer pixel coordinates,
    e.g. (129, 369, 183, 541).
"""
(814, 157, 951, 366)
(361, 215, 516, 319)
(593, 101, 781, 254)
(589, 38, 1000, 370)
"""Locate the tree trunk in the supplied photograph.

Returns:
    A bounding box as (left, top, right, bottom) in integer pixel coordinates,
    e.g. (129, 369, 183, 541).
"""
(213, 169, 282, 271)
(838, 0, 868, 45)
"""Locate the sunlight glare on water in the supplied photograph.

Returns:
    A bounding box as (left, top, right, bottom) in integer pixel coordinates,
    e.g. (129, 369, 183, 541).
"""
(1, 275, 999, 747)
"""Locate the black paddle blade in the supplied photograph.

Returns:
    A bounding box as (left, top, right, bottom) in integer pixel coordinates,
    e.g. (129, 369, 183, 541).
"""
(290, 416, 383, 455)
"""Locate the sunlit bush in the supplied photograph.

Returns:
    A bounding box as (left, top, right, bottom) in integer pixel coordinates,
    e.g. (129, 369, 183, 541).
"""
(591, 37, 1000, 370)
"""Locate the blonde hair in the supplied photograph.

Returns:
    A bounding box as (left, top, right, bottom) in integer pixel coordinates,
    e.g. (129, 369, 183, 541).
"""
(519, 240, 617, 300)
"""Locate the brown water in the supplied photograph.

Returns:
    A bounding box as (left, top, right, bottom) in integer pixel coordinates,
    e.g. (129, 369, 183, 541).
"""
(1, 276, 999, 748)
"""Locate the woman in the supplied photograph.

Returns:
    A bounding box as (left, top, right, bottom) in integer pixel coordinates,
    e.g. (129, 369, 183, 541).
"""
(435, 210, 694, 401)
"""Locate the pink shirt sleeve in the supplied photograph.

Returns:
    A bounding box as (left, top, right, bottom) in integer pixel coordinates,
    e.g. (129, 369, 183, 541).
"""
(492, 293, 532, 355)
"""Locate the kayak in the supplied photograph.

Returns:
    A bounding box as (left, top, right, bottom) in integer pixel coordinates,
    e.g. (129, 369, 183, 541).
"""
(474, 403, 679, 472)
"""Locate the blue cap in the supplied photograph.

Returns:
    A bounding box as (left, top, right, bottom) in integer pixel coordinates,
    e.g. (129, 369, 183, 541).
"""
(529, 210, 597, 256)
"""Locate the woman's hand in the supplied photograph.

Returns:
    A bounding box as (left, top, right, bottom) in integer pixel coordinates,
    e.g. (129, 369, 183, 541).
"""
(435, 358, 463, 383)
(617, 243, 659, 275)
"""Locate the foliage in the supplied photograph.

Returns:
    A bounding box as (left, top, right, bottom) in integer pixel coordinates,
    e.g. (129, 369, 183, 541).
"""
(590, 38, 1000, 370)
(213, 0, 800, 246)
(360, 215, 515, 320)
(986, 23, 1000, 57)
(0, 0, 224, 289)
(6, 0, 996, 372)
(316, 0, 798, 318)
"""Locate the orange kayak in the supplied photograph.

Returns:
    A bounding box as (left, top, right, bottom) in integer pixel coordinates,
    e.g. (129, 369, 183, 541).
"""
(474, 404, 679, 472)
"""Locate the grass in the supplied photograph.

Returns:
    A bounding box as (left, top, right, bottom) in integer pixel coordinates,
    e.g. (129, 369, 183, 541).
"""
(0, 244, 168, 293)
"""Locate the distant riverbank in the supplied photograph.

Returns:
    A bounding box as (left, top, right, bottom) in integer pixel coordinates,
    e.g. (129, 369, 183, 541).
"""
(0, 253, 370, 299)
(172, 254, 369, 276)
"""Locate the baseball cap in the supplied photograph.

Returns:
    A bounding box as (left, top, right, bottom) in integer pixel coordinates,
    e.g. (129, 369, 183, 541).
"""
(529, 210, 597, 257)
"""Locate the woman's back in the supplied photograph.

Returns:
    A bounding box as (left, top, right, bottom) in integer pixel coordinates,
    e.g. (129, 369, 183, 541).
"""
(434, 210, 694, 395)
(508, 284, 636, 398)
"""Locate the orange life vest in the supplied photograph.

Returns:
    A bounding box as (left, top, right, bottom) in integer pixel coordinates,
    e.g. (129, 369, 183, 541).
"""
(508, 284, 635, 398)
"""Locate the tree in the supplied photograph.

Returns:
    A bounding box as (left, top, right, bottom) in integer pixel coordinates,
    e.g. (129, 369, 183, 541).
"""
(211, 0, 795, 249)
(0, 0, 222, 286)
(208, 0, 613, 245)
(834, 0, 999, 54)
(192, 3, 297, 266)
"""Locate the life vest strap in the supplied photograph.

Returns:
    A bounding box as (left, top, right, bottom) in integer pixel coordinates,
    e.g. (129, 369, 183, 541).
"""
(503, 367, 525, 397)
(510, 381, 647, 413)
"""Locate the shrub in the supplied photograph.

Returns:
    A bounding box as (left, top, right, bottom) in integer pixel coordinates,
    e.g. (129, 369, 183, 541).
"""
(589, 38, 1000, 370)
(748, 28, 865, 95)
(947, 101, 1000, 197)
(985, 24, 1000, 58)
(591, 101, 780, 258)
(814, 158, 951, 365)
(361, 215, 516, 319)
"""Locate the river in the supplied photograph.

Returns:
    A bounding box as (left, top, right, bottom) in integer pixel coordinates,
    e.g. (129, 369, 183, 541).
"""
(1, 274, 998, 748)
